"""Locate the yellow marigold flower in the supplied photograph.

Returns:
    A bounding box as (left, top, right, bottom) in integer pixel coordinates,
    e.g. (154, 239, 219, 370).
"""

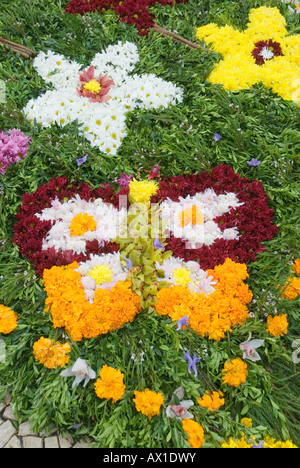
(222, 358, 248, 387)
(94, 365, 126, 403)
(293, 259, 300, 276)
(198, 390, 225, 411)
(129, 179, 158, 204)
(182, 419, 205, 448)
(264, 436, 298, 448)
(133, 388, 164, 419)
(33, 337, 71, 369)
(221, 434, 253, 448)
(241, 417, 253, 428)
(0, 305, 18, 334)
(69, 212, 97, 237)
(266, 314, 288, 337)
(196, 6, 300, 106)
(281, 277, 300, 300)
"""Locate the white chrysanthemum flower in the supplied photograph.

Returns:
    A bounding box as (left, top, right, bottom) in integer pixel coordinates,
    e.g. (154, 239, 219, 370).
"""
(156, 256, 216, 295)
(24, 41, 183, 154)
(160, 188, 243, 248)
(36, 195, 127, 254)
(76, 252, 128, 302)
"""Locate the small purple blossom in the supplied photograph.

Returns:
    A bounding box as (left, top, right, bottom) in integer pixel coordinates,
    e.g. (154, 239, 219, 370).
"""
(177, 315, 189, 331)
(213, 133, 222, 142)
(76, 154, 88, 166)
(251, 441, 264, 448)
(0, 129, 31, 175)
(247, 158, 261, 167)
(124, 256, 133, 270)
(118, 173, 133, 187)
(183, 350, 200, 378)
(154, 238, 165, 251)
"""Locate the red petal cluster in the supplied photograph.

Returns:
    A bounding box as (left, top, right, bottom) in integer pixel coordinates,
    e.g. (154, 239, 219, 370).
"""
(151, 164, 278, 269)
(252, 40, 284, 66)
(13, 177, 125, 276)
(65, 0, 188, 35)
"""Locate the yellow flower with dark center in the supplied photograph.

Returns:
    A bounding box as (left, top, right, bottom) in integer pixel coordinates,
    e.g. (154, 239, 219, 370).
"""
(83, 79, 101, 94)
(196, 6, 300, 105)
(88, 264, 113, 286)
(69, 212, 97, 237)
(0, 305, 18, 334)
(179, 205, 204, 228)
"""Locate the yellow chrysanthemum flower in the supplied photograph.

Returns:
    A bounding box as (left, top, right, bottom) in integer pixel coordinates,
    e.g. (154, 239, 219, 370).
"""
(94, 365, 126, 403)
(0, 305, 18, 335)
(129, 179, 158, 204)
(182, 419, 205, 448)
(222, 358, 248, 387)
(83, 79, 101, 94)
(196, 6, 300, 105)
(266, 314, 288, 337)
(88, 264, 113, 285)
(221, 434, 253, 449)
(133, 388, 164, 419)
(172, 267, 192, 287)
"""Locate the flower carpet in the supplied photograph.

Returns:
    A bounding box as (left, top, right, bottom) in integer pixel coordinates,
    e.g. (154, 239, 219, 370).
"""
(0, 0, 299, 449)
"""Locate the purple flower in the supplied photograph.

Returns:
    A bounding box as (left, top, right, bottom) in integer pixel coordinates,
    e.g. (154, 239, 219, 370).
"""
(154, 238, 165, 251)
(177, 316, 189, 331)
(118, 173, 132, 187)
(213, 133, 222, 142)
(76, 154, 88, 166)
(0, 129, 31, 175)
(183, 350, 200, 378)
(247, 158, 261, 167)
(252, 441, 264, 448)
(124, 256, 133, 270)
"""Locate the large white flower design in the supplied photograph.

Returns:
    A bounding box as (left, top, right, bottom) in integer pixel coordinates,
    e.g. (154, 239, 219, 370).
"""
(24, 41, 183, 154)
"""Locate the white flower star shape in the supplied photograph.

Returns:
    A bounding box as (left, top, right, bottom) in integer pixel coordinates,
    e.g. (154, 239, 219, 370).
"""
(23, 41, 183, 155)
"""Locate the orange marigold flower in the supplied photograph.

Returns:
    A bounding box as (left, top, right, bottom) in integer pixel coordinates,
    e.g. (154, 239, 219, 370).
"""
(267, 314, 288, 337)
(182, 419, 205, 448)
(222, 358, 248, 387)
(133, 388, 164, 419)
(293, 259, 300, 277)
(43, 263, 141, 342)
(281, 277, 300, 300)
(0, 305, 18, 334)
(69, 212, 97, 237)
(94, 365, 126, 403)
(198, 390, 225, 411)
(33, 336, 71, 369)
(155, 258, 252, 341)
